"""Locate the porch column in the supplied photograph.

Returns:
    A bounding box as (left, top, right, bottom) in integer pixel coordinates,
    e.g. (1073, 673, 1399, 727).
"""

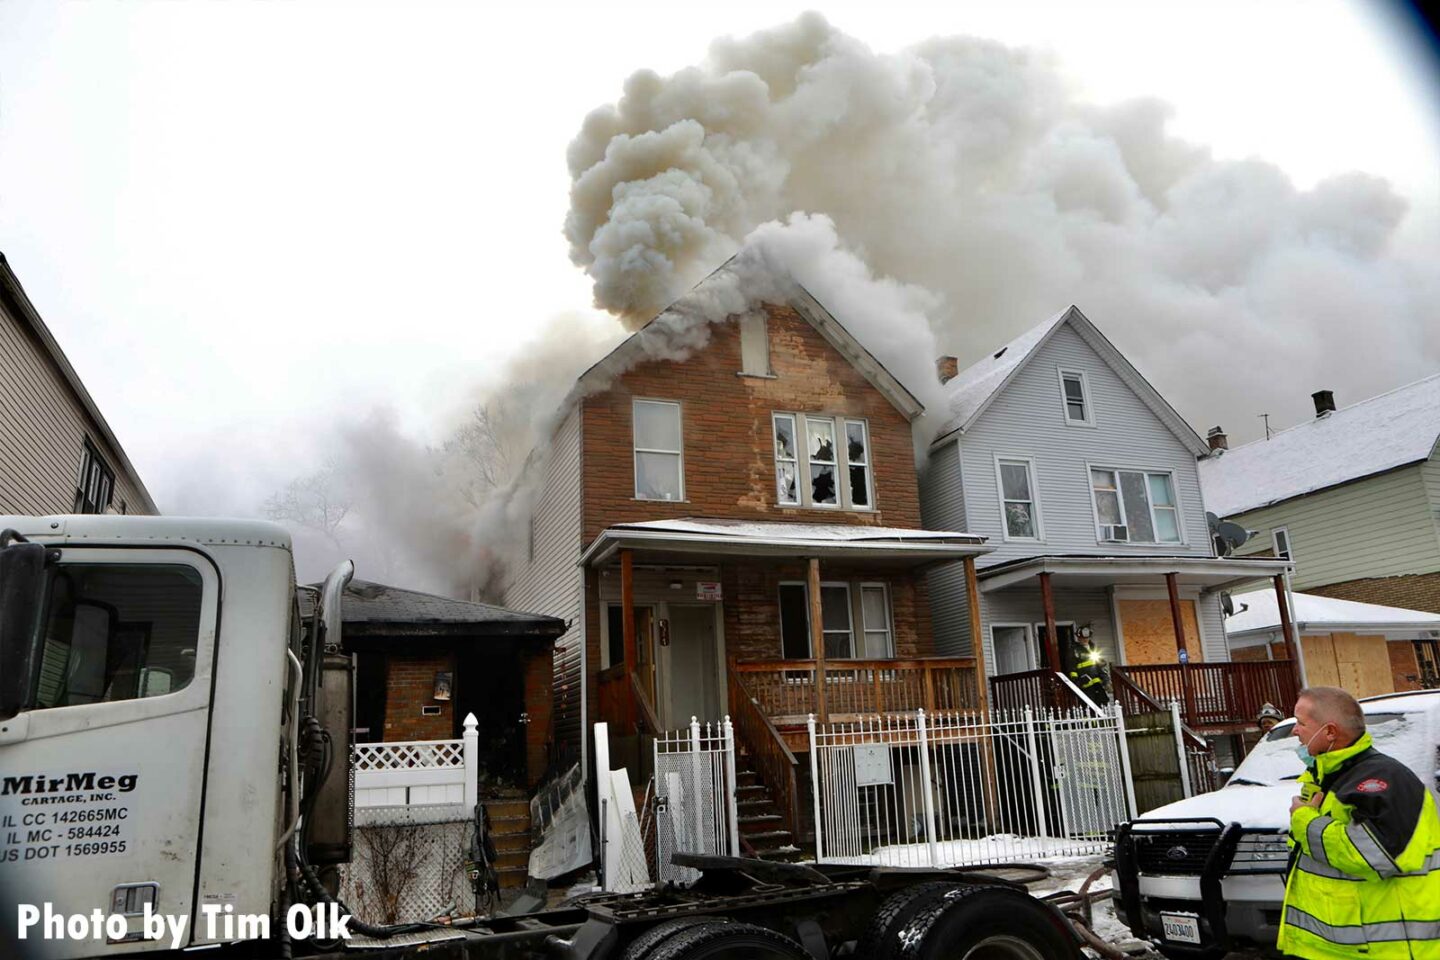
(1166, 572, 1198, 727)
(809, 557, 828, 723)
(1038, 572, 1061, 673)
(963, 555, 990, 716)
(621, 548, 636, 731)
(1274, 574, 1303, 692)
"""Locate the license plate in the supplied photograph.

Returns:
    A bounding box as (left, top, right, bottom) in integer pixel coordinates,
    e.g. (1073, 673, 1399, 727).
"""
(1160, 912, 1202, 945)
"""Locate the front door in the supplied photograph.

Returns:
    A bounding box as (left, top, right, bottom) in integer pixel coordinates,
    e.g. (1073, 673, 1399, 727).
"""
(661, 604, 721, 727)
(992, 624, 1037, 675)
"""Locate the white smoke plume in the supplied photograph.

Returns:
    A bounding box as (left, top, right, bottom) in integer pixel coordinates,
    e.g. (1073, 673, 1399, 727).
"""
(565, 12, 1438, 445)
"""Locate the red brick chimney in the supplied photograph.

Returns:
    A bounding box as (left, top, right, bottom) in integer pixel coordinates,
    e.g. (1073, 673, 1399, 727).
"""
(936, 355, 959, 385)
(1206, 426, 1228, 451)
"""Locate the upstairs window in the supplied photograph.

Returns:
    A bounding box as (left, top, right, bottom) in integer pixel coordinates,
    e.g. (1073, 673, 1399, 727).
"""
(1273, 527, 1292, 561)
(633, 400, 684, 501)
(739, 313, 770, 376)
(997, 457, 1041, 540)
(1058, 369, 1092, 425)
(74, 440, 115, 515)
(772, 413, 873, 510)
(1090, 467, 1182, 544)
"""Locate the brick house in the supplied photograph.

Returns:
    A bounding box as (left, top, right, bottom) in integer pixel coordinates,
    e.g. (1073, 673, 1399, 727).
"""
(0, 252, 156, 517)
(312, 579, 566, 789)
(1199, 375, 1440, 692)
(504, 267, 990, 853)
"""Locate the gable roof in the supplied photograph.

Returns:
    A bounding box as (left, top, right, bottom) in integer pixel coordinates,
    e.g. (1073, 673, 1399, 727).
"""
(932, 305, 1209, 456)
(568, 259, 925, 421)
(0, 253, 159, 513)
(1199, 374, 1440, 518)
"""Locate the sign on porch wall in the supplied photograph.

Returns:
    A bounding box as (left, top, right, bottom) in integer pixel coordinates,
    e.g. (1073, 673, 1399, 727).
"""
(696, 581, 722, 601)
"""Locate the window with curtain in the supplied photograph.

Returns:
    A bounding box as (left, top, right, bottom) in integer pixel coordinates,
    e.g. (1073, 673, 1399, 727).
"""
(1090, 467, 1182, 543)
(633, 399, 684, 501)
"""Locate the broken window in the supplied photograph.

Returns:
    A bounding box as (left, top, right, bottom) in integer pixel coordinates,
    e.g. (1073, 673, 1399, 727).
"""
(1059, 370, 1091, 424)
(774, 414, 799, 505)
(998, 458, 1040, 539)
(1090, 467, 1182, 543)
(778, 584, 810, 659)
(772, 412, 874, 510)
(807, 417, 838, 505)
(633, 399, 684, 501)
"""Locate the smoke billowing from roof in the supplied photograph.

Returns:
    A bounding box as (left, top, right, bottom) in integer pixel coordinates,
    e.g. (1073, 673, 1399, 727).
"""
(565, 13, 1437, 443)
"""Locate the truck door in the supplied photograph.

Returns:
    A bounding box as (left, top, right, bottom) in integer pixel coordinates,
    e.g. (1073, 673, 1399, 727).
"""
(0, 548, 219, 958)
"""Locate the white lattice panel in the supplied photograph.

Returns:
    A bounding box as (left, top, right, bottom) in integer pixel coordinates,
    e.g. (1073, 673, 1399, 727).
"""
(353, 739, 464, 771)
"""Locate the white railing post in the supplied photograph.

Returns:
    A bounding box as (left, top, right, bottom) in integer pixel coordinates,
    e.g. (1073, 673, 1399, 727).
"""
(916, 709, 940, 867)
(1112, 702, 1138, 820)
(808, 713, 824, 863)
(1023, 706, 1050, 839)
(463, 713, 479, 811)
(722, 716, 741, 857)
(1170, 701, 1193, 798)
(688, 717, 703, 853)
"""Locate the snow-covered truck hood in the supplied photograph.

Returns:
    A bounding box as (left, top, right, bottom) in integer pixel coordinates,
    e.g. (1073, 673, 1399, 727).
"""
(1134, 784, 1297, 832)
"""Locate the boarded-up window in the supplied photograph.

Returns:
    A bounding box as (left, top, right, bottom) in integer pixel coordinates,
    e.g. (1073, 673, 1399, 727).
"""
(739, 313, 769, 375)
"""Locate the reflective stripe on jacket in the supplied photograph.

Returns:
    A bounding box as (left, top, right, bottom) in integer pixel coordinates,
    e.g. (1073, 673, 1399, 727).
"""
(1278, 732, 1440, 959)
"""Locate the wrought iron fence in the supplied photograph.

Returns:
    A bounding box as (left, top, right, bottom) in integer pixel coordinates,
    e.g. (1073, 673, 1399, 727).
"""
(652, 718, 740, 886)
(808, 704, 1137, 868)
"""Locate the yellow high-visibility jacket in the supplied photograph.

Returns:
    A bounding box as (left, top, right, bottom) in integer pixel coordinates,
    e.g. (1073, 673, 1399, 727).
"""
(1279, 732, 1440, 959)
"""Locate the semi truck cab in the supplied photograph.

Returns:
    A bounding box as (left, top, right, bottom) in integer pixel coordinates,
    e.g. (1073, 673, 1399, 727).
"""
(0, 516, 323, 958)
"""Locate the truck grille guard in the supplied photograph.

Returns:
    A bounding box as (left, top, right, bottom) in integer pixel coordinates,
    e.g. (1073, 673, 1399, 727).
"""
(1114, 818, 1247, 954)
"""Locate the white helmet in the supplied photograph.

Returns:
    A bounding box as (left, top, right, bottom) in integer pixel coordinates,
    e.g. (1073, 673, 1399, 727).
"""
(1257, 702, 1284, 723)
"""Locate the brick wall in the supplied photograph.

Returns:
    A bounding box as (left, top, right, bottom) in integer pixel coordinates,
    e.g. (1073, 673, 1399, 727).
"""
(1307, 571, 1440, 614)
(580, 303, 922, 542)
(383, 652, 457, 741)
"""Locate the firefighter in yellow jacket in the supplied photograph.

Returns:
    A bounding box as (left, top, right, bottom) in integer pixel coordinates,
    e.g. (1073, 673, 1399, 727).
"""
(1279, 686, 1440, 959)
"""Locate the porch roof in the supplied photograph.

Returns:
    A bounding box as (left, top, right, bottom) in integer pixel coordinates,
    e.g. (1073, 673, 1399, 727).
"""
(976, 554, 1292, 593)
(579, 517, 990, 567)
(1225, 588, 1440, 641)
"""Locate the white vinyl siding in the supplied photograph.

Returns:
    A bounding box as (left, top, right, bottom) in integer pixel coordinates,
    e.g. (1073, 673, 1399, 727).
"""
(1227, 462, 1440, 589)
(503, 405, 585, 763)
(922, 439, 974, 657)
(941, 323, 1213, 568)
(0, 295, 150, 516)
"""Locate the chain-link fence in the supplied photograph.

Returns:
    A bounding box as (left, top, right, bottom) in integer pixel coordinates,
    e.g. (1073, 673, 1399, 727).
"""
(339, 804, 480, 924)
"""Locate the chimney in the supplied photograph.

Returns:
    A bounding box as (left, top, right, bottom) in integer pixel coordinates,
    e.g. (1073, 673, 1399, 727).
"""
(1206, 426, 1228, 451)
(1312, 389, 1336, 417)
(936, 355, 959, 385)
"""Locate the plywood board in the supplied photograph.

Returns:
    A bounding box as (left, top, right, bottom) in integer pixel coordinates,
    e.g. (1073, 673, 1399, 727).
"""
(1118, 599, 1204, 664)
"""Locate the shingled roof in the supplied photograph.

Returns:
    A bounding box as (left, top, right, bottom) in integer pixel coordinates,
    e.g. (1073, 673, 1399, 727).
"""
(304, 578, 566, 639)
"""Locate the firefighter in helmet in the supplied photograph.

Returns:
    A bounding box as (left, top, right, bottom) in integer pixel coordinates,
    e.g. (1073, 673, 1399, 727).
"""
(1069, 636, 1109, 707)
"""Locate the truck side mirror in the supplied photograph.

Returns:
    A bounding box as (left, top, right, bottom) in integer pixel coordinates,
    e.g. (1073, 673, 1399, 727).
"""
(0, 539, 50, 719)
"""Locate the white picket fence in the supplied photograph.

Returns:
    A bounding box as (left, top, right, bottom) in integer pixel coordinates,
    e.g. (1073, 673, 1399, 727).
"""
(809, 703, 1137, 868)
(352, 713, 479, 814)
(653, 718, 740, 886)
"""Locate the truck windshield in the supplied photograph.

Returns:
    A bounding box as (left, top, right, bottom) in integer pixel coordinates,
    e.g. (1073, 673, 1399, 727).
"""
(25, 563, 203, 709)
(1228, 713, 1413, 787)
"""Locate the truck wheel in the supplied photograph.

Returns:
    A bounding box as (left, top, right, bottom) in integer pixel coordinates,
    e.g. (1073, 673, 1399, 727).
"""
(856, 882, 962, 960)
(898, 885, 1080, 960)
(620, 918, 723, 959)
(643, 920, 809, 959)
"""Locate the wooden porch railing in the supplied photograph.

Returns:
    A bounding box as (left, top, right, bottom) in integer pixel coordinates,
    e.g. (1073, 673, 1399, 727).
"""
(727, 670, 801, 843)
(596, 664, 662, 736)
(989, 669, 1093, 714)
(1116, 661, 1299, 730)
(731, 657, 979, 723)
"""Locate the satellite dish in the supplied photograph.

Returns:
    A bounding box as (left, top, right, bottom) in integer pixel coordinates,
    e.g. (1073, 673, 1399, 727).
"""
(1207, 512, 1251, 557)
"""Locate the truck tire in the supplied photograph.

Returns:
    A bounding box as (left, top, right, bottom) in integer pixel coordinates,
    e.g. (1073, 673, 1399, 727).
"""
(620, 918, 722, 959)
(897, 885, 1081, 960)
(855, 881, 961, 960)
(642, 920, 809, 959)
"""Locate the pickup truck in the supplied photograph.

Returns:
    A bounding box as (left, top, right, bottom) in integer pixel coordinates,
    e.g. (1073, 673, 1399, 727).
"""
(1110, 689, 1440, 959)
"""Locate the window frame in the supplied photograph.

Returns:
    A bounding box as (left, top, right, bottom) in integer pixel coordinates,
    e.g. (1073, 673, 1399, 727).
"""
(994, 455, 1044, 542)
(772, 411, 875, 512)
(1057, 368, 1095, 427)
(776, 579, 896, 660)
(1086, 463, 1187, 545)
(858, 582, 894, 659)
(73, 439, 116, 515)
(1272, 526, 1292, 562)
(773, 413, 801, 505)
(1146, 473, 1183, 544)
(632, 398, 686, 502)
(738, 313, 772, 377)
